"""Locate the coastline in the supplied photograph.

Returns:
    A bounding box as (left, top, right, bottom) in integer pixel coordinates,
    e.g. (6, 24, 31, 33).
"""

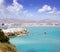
(1, 25, 60, 37)
(2, 28, 28, 37)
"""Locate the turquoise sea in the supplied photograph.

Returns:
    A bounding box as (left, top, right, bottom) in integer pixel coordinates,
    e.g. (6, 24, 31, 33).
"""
(10, 27, 60, 52)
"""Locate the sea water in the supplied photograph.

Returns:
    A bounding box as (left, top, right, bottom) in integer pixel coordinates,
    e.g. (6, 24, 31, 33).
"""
(10, 27, 60, 52)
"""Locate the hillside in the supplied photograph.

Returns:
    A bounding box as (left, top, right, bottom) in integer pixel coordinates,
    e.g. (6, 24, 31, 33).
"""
(0, 42, 17, 52)
(0, 29, 17, 52)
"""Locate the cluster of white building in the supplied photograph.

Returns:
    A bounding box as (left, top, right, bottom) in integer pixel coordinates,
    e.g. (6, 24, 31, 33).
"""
(15, 22, 60, 27)
(0, 22, 60, 29)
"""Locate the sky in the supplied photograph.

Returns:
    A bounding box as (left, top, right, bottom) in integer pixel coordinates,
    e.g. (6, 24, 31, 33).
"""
(0, 0, 60, 21)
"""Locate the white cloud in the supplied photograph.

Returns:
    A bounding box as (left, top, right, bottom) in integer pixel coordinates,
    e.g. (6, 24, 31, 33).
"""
(48, 7, 60, 14)
(0, 0, 33, 19)
(38, 5, 52, 13)
(7, 0, 23, 12)
(0, 0, 60, 20)
(0, 0, 24, 19)
(0, 0, 4, 4)
(0, 0, 4, 10)
(48, 7, 57, 13)
(22, 10, 34, 18)
(38, 4, 60, 15)
(49, 11, 60, 14)
(0, 0, 7, 18)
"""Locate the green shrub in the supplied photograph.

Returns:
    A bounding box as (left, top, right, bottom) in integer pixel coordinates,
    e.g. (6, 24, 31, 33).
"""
(0, 29, 9, 43)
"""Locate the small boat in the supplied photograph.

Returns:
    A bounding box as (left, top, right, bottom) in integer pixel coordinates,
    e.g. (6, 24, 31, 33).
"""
(44, 32, 47, 34)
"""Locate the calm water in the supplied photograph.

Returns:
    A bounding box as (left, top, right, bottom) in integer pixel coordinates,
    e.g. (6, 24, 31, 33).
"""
(10, 27, 60, 52)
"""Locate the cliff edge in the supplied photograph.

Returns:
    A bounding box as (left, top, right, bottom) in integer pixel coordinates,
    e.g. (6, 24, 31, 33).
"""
(0, 29, 17, 52)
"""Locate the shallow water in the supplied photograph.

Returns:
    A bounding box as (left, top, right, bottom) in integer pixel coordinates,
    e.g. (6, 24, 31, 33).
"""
(10, 27, 60, 52)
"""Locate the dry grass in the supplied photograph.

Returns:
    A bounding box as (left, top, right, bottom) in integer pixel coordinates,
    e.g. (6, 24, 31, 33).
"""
(0, 42, 17, 52)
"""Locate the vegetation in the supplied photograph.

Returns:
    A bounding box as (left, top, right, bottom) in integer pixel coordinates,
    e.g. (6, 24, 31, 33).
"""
(0, 42, 17, 52)
(0, 29, 17, 52)
(0, 29, 9, 43)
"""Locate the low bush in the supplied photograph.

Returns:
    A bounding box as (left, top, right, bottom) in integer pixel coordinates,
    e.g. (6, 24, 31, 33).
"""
(0, 29, 9, 43)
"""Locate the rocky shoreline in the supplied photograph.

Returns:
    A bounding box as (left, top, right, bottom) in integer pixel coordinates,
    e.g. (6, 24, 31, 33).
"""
(3, 28, 28, 37)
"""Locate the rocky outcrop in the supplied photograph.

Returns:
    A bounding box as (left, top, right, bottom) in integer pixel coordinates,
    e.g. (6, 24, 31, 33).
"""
(3, 28, 28, 37)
